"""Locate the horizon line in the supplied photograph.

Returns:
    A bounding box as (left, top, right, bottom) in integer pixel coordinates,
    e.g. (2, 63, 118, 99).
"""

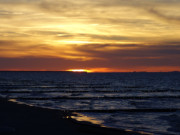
(0, 70, 179, 73)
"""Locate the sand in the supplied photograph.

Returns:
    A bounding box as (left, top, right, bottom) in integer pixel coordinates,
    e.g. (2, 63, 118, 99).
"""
(0, 98, 145, 135)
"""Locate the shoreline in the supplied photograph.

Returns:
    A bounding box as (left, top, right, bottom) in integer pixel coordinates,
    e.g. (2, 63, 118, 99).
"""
(0, 97, 149, 135)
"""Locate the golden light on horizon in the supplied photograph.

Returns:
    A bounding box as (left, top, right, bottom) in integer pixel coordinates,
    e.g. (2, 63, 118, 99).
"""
(67, 69, 92, 73)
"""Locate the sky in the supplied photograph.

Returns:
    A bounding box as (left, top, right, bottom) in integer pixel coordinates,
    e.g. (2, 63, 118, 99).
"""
(0, 0, 180, 72)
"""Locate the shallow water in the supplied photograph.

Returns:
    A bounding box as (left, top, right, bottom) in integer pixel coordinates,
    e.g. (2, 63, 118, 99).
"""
(0, 71, 180, 135)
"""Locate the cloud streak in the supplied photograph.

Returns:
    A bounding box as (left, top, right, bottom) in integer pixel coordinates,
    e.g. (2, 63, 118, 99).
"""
(144, 8, 180, 25)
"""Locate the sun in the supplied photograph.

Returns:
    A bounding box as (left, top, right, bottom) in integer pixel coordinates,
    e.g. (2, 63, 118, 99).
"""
(67, 69, 92, 73)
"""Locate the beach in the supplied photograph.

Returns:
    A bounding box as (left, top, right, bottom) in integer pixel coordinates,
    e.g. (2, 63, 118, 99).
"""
(0, 98, 145, 135)
(0, 98, 86, 135)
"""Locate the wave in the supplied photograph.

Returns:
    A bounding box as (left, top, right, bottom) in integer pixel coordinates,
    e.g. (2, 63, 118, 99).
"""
(0, 86, 111, 89)
(69, 108, 180, 113)
(10, 95, 180, 100)
(0, 89, 179, 93)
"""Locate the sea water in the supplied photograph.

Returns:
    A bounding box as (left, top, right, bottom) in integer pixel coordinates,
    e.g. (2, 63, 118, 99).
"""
(0, 71, 180, 135)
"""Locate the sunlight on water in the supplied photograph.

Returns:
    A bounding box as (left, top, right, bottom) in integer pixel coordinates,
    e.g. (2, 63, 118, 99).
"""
(8, 99, 17, 102)
(71, 112, 104, 126)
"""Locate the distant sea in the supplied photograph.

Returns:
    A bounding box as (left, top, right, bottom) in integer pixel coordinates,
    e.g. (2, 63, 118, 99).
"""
(0, 71, 180, 135)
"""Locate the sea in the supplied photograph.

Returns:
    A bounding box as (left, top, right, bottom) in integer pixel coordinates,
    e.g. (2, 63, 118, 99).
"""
(0, 71, 180, 135)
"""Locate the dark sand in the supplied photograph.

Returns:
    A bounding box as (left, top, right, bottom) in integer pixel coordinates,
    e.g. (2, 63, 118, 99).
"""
(0, 98, 145, 135)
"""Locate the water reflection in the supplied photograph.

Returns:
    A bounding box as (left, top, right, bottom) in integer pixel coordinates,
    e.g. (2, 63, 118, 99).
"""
(71, 112, 104, 126)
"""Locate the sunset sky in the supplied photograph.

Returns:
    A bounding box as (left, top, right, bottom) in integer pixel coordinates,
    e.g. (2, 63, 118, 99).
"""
(0, 0, 180, 72)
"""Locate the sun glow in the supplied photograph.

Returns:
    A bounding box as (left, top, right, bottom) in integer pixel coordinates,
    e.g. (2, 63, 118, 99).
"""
(67, 69, 92, 73)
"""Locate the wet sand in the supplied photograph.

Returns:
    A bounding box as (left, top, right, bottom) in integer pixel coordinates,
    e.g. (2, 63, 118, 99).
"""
(0, 98, 145, 135)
